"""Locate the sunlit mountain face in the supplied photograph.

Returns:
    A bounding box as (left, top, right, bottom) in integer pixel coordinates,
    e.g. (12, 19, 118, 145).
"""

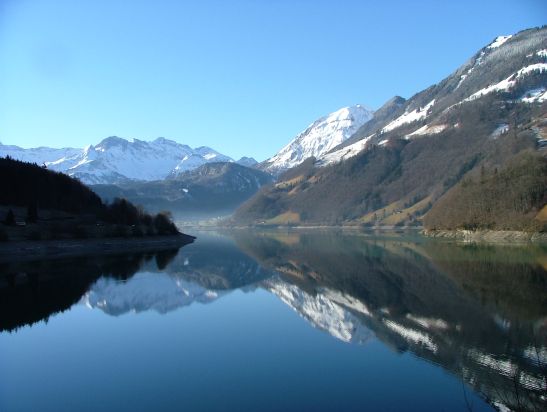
(1, 231, 545, 411)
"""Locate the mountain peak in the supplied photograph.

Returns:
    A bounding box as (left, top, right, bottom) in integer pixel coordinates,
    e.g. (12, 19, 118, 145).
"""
(237, 156, 258, 167)
(487, 35, 512, 49)
(262, 104, 374, 174)
(96, 136, 129, 149)
(153, 137, 178, 145)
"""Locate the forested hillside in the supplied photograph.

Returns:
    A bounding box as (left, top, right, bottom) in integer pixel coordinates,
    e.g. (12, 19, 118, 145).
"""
(424, 152, 547, 231)
(0, 157, 184, 240)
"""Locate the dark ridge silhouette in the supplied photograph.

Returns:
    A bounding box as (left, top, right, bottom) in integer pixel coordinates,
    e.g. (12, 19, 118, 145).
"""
(0, 156, 183, 238)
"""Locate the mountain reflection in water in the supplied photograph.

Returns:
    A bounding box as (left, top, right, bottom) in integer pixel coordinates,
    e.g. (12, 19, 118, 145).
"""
(0, 230, 545, 412)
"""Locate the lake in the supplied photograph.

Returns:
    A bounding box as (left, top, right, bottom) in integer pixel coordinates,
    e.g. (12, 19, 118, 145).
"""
(1, 230, 546, 411)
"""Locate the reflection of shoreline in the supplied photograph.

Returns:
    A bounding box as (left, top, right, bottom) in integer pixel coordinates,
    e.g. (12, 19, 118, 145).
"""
(0, 234, 195, 263)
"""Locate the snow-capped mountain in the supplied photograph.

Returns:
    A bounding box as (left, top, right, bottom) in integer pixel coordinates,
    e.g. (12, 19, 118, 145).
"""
(0, 136, 234, 184)
(319, 29, 547, 166)
(260, 104, 374, 174)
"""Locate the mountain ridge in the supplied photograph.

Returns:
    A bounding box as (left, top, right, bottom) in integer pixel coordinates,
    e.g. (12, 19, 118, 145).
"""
(0, 136, 236, 185)
(232, 26, 547, 227)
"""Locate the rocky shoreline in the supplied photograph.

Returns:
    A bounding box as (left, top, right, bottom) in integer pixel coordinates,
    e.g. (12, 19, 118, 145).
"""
(422, 229, 547, 243)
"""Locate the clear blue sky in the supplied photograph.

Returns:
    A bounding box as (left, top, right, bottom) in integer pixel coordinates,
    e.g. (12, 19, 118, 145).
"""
(0, 0, 545, 161)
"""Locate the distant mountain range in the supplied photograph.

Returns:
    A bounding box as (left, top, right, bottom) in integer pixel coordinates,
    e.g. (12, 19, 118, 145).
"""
(234, 26, 547, 229)
(0, 136, 256, 185)
(92, 162, 273, 220)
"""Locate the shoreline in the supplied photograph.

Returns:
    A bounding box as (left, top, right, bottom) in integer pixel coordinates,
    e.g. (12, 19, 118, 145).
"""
(0, 234, 196, 263)
(422, 229, 547, 244)
(182, 224, 546, 245)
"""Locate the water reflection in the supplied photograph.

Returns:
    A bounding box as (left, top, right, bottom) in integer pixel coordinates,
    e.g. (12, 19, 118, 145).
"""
(233, 231, 547, 412)
(0, 249, 180, 332)
(0, 231, 545, 411)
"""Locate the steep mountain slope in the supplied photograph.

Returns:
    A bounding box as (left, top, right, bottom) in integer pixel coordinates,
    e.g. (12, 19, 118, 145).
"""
(0, 136, 233, 184)
(260, 104, 374, 175)
(92, 162, 273, 220)
(233, 26, 547, 227)
(324, 28, 547, 164)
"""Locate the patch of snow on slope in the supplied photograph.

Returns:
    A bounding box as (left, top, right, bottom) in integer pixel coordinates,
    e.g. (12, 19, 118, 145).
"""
(382, 100, 435, 133)
(487, 35, 512, 49)
(491, 124, 509, 138)
(265, 104, 374, 172)
(537, 49, 547, 58)
(407, 124, 447, 138)
(521, 88, 547, 103)
(465, 63, 547, 101)
(317, 134, 374, 166)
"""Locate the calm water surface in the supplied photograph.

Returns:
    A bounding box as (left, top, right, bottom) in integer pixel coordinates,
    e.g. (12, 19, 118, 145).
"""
(0, 231, 546, 411)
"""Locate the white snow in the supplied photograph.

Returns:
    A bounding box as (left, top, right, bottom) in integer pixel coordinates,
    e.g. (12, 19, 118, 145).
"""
(383, 319, 438, 352)
(382, 100, 435, 133)
(487, 35, 512, 49)
(523, 345, 547, 367)
(465, 63, 547, 101)
(519, 372, 547, 391)
(264, 104, 374, 173)
(521, 87, 547, 103)
(407, 124, 447, 138)
(405, 314, 449, 330)
(0, 137, 234, 184)
(321, 288, 372, 317)
(491, 124, 509, 138)
(317, 134, 375, 166)
(468, 349, 517, 377)
(536, 49, 547, 58)
(265, 278, 373, 344)
(82, 272, 224, 315)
